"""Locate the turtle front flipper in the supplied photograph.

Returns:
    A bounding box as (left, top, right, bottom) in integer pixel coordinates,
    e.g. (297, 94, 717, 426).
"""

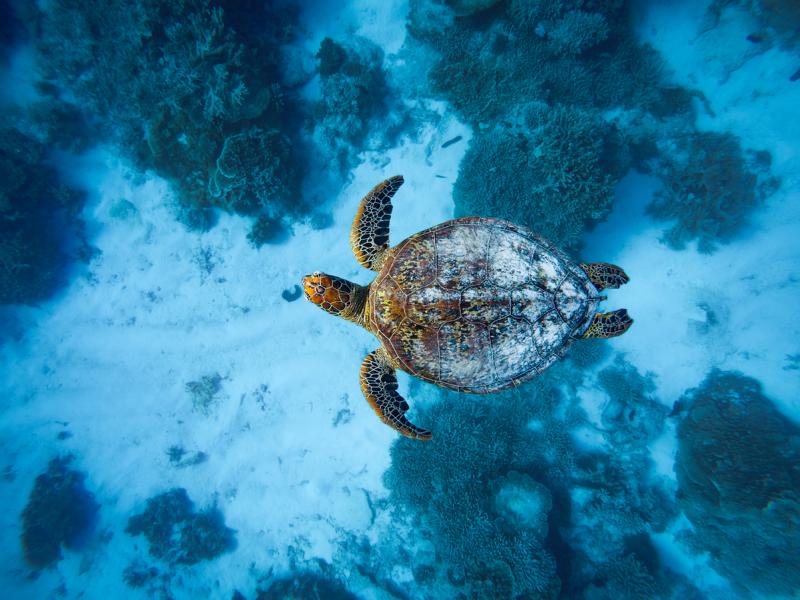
(583, 309, 633, 338)
(360, 348, 432, 440)
(580, 262, 629, 291)
(350, 175, 404, 271)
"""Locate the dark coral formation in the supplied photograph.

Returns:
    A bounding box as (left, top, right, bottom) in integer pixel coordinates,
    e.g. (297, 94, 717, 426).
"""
(404, 0, 676, 251)
(126, 488, 236, 566)
(385, 354, 683, 599)
(597, 357, 668, 449)
(409, 0, 673, 121)
(256, 571, 358, 600)
(185, 372, 223, 415)
(674, 370, 800, 597)
(648, 131, 779, 252)
(454, 104, 626, 250)
(21, 456, 99, 569)
(408, 0, 779, 253)
(0, 127, 87, 305)
(313, 36, 393, 175)
(386, 387, 561, 598)
(31, 0, 307, 235)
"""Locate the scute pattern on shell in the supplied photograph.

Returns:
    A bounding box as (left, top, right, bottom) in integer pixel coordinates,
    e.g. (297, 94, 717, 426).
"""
(368, 217, 600, 392)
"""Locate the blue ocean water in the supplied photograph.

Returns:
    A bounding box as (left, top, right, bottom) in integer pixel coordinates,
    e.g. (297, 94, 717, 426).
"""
(0, 0, 798, 598)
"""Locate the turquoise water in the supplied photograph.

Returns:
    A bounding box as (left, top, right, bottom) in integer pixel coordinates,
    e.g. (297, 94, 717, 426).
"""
(1, 1, 798, 598)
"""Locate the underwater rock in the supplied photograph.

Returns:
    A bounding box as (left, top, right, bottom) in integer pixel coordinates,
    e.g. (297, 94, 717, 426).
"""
(674, 369, 800, 597)
(126, 488, 236, 566)
(21, 456, 99, 569)
(166, 445, 208, 468)
(444, 0, 501, 17)
(122, 560, 160, 589)
(584, 553, 659, 600)
(597, 357, 668, 449)
(412, 0, 670, 123)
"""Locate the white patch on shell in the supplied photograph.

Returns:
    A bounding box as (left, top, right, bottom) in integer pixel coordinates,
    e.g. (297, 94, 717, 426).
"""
(489, 317, 539, 380)
(555, 276, 588, 326)
(437, 321, 496, 389)
(435, 224, 491, 289)
(531, 251, 567, 293)
(531, 311, 570, 358)
(486, 229, 536, 289)
(461, 286, 512, 323)
(512, 285, 555, 323)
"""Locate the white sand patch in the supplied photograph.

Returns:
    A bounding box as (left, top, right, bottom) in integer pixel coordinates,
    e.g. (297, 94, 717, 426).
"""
(0, 103, 468, 596)
(297, 0, 409, 58)
(586, 171, 800, 419)
(586, 0, 800, 419)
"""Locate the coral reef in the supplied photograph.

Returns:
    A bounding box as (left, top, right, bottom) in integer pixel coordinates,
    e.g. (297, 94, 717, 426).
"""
(492, 471, 552, 538)
(248, 214, 286, 248)
(547, 10, 610, 57)
(453, 103, 626, 249)
(31, 0, 307, 232)
(648, 131, 779, 252)
(410, 0, 668, 122)
(0, 127, 87, 305)
(256, 571, 358, 600)
(597, 357, 668, 450)
(208, 127, 300, 217)
(674, 370, 800, 597)
(21, 456, 99, 568)
(385, 381, 567, 598)
(126, 488, 236, 566)
(313, 36, 392, 176)
(384, 350, 682, 598)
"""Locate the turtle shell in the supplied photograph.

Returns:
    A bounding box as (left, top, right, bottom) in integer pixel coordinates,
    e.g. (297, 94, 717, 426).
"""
(367, 217, 601, 393)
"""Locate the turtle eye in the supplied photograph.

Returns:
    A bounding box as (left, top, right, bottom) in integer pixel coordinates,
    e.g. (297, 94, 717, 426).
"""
(315, 285, 325, 295)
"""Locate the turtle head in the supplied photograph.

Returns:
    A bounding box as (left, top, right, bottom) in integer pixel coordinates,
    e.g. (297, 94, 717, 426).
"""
(303, 271, 363, 319)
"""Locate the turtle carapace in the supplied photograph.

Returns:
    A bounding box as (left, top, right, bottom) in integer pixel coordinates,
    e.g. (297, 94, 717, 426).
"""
(303, 176, 632, 440)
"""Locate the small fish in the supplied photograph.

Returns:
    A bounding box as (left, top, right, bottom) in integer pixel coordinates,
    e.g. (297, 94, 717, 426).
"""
(441, 135, 463, 148)
(746, 33, 763, 43)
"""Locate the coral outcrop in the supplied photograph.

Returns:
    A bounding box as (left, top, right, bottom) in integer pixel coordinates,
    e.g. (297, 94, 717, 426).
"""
(0, 128, 86, 305)
(674, 370, 800, 597)
(126, 488, 236, 566)
(21, 456, 99, 568)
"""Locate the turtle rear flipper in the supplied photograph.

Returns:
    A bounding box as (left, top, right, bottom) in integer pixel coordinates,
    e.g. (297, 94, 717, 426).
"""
(350, 175, 404, 272)
(580, 262, 629, 290)
(583, 309, 633, 338)
(360, 348, 432, 440)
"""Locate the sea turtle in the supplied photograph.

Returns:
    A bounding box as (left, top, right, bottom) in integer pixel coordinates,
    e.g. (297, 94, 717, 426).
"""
(303, 176, 632, 440)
